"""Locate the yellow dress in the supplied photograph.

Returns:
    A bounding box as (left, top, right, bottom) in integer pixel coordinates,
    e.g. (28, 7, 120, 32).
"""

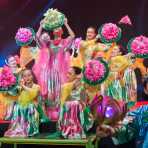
(4, 84, 40, 137)
(79, 39, 109, 66)
(18, 84, 40, 107)
(103, 55, 136, 102)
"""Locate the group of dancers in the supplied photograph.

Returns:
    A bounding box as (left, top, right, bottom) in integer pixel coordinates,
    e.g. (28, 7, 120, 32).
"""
(0, 9, 147, 148)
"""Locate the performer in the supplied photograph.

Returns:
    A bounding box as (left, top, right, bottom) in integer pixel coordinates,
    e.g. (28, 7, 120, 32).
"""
(59, 66, 93, 139)
(5, 69, 40, 137)
(123, 54, 137, 102)
(77, 27, 109, 104)
(33, 18, 75, 121)
(0, 55, 21, 120)
(103, 46, 136, 102)
(79, 26, 109, 66)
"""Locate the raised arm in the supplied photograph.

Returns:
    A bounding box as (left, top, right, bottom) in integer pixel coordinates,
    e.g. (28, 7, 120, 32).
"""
(36, 21, 44, 39)
(35, 21, 44, 48)
(64, 18, 75, 39)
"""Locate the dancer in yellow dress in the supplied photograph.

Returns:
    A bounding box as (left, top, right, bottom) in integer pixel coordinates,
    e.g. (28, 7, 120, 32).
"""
(79, 26, 109, 66)
(5, 69, 40, 137)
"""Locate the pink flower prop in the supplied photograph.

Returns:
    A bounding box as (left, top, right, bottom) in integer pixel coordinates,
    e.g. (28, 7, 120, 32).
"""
(131, 35, 148, 55)
(119, 15, 132, 25)
(99, 23, 121, 43)
(101, 23, 120, 40)
(15, 28, 33, 43)
(84, 60, 106, 82)
(0, 66, 16, 88)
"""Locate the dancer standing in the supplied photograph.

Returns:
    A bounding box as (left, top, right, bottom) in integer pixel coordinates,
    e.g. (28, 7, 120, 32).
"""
(33, 18, 75, 121)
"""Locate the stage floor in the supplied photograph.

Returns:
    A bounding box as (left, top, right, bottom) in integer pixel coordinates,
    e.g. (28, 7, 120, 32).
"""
(0, 134, 97, 148)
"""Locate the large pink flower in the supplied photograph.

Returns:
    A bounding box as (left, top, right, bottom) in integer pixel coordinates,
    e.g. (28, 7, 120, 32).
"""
(84, 60, 106, 82)
(102, 23, 120, 40)
(131, 35, 148, 55)
(15, 28, 33, 43)
(0, 66, 16, 89)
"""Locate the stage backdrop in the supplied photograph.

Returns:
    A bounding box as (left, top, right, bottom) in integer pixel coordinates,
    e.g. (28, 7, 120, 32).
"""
(0, 0, 148, 66)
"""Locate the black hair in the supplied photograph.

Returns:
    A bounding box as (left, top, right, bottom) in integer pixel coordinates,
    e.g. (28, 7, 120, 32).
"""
(72, 66, 82, 75)
(143, 77, 148, 88)
(87, 26, 97, 34)
(119, 45, 128, 55)
(143, 59, 148, 68)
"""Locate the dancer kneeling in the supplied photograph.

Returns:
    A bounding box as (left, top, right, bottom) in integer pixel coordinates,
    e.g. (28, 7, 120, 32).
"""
(59, 66, 93, 139)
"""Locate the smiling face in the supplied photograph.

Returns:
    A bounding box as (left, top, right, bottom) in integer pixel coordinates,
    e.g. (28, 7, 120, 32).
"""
(86, 27, 96, 40)
(22, 70, 33, 84)
(8, 56, 17, 68)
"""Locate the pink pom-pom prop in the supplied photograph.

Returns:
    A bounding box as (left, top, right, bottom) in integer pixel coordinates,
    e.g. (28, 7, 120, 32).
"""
(84, 60, 106, 82)
(130, 35, 148, 55)
(0, 66, 16, 89)
(102, 23, 120, 40)
(15, 27, 35, 46)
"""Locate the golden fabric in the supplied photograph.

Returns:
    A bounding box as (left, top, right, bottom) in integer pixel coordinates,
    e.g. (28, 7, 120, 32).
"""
(20, 46, 33, 67)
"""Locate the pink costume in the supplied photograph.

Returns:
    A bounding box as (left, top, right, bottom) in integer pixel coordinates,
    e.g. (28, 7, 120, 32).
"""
(33, 37, 72, 121)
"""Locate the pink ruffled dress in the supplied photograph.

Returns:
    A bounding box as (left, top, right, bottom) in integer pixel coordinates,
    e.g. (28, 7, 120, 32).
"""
(33, 37, 72, 121)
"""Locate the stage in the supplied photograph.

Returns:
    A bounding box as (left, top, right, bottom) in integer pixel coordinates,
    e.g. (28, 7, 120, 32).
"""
(0, 134, 97, 148)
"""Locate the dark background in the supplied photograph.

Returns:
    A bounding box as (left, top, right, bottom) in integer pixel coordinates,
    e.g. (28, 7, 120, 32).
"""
(0, 0, 148, 66)
(0, 1, 146, 147)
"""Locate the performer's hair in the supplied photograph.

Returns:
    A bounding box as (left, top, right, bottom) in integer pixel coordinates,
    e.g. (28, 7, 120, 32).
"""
(72, 66, 82, 75)
(87, 26, 97, 33)
(143, 59, 148, 68)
